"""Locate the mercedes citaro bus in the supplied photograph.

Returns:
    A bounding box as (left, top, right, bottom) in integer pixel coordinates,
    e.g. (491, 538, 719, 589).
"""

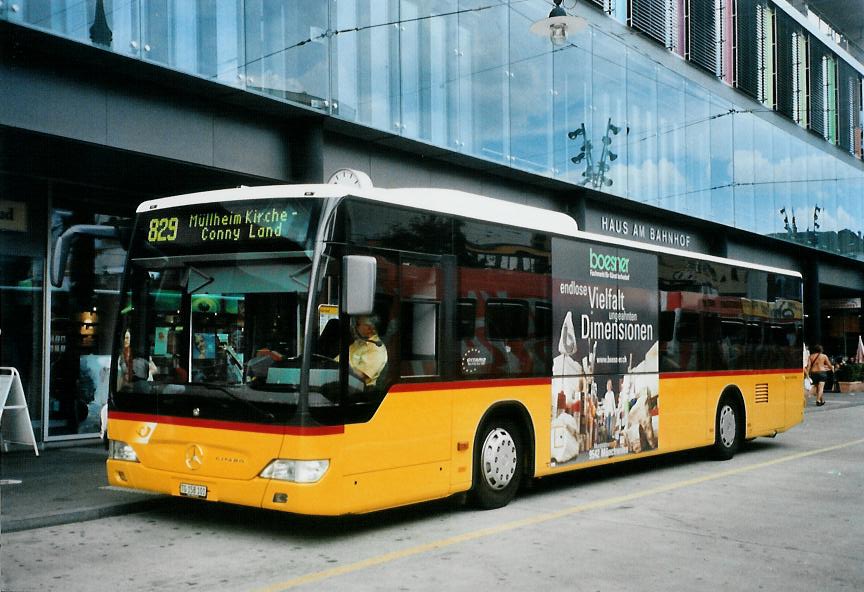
(57, 183, 803, 515)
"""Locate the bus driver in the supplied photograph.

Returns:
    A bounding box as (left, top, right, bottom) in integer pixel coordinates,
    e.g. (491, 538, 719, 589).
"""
(345, 314, 388, 389)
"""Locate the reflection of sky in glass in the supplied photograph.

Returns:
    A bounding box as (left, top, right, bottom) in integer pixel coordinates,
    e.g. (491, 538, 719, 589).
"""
(460, 3, 509, 165)
(509, 3, 553, 175)
(657, 69, 687, 211)
(626, 50, 658, 205)
(399, 0, 459, 148)
(683, 81, 710, 220)
(333, 1, 398, 129)
(553, 38, 592, 185)
(9, 0, 864, 260)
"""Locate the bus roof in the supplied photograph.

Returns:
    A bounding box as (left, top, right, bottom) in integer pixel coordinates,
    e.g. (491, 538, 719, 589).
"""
(137, 185, 800, 279)
(136, 184, 581, 236)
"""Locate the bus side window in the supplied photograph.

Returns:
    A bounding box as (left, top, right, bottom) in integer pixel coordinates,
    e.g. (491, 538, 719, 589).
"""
(400, 301, 439, 377)
(486, 299, 529, 340)
(534, 302, 552, 339)
(658, 310, 676, 371)
(398, 257, 441, 378)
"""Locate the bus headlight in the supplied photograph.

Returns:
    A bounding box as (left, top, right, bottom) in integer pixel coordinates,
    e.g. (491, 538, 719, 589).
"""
(260, 459, 329, 483)
(108, 440, 139, 462)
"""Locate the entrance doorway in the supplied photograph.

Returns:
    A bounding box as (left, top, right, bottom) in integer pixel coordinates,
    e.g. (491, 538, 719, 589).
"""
(821, 294, 863, 361)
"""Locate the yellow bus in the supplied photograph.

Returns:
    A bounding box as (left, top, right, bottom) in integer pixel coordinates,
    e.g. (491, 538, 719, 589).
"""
(95, 184, 803, 514)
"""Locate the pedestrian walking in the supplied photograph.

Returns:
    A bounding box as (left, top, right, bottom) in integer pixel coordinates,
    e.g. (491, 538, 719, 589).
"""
(806, 344, 834, 406)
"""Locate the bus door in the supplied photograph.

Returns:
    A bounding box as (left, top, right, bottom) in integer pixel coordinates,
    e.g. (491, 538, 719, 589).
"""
(340, 252, 452, 506)
(391, 253, 451, 465)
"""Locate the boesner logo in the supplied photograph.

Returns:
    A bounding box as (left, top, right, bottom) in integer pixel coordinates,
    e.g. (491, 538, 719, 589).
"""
(589, 248, 629, 273)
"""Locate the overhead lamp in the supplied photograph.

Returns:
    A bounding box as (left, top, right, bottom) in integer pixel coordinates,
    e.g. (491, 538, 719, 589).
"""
(529, 0, 587, 47)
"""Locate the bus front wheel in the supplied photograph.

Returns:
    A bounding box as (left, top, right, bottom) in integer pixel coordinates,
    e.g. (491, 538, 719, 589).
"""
(712, 399, 741, 460)
(472, 419, 523, 509)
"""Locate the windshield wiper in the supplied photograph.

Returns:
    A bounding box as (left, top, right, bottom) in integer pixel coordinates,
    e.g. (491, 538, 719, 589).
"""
(190, 382, 276, 421)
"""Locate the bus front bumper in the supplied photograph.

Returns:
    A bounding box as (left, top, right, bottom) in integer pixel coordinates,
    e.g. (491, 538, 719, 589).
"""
(106, 458, 346, 516)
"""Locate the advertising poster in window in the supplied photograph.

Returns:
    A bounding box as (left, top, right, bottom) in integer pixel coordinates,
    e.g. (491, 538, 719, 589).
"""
(550, 238, 659, 467)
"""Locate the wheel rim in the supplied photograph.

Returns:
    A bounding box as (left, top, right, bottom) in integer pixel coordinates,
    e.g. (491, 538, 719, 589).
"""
(481, 427, 517, 490)
(718, 404, 736, 448)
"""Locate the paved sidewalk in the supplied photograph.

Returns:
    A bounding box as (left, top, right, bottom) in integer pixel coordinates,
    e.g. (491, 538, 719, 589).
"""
(0, 443, 170, 533)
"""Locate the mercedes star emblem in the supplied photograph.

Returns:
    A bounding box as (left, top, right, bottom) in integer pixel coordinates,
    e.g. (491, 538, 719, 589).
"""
(185, 444, 204, 470)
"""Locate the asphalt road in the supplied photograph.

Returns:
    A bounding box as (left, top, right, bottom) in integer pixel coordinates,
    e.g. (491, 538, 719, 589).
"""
(3, 398, 863, 592)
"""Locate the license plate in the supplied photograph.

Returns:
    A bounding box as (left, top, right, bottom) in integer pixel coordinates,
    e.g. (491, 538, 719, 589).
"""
(179, 483, 208, 499)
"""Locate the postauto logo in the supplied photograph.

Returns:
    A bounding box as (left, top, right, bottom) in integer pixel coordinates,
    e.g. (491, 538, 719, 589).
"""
(589, 248, 629, 273)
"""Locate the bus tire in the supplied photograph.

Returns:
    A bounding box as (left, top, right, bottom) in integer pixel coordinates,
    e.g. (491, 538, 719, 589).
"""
(472, 418, 523, 510)
(711, 398, 741, 460)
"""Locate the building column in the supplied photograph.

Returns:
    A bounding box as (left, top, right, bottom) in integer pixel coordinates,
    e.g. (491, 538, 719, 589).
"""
(290, 119, 324, 183)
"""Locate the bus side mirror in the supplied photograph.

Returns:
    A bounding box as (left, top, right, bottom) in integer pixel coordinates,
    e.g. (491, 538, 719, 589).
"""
(342, 256, 376, 315)
(51, 224, 121, 288)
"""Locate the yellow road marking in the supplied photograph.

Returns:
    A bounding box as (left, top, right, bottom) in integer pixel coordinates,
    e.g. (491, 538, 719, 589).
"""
(254, 438, 864, 592)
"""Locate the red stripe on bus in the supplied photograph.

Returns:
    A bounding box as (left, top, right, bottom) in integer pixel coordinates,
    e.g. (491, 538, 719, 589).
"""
(660, 368, 802, 380)
(108, 411, 344, 435)
(389, 377, 550, 393)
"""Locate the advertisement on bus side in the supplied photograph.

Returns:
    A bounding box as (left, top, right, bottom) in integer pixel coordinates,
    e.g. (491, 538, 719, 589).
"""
(550, 238, 659, 466)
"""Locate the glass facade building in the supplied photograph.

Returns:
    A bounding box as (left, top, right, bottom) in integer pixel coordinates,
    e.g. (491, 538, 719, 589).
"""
(3, 0, 863, 259)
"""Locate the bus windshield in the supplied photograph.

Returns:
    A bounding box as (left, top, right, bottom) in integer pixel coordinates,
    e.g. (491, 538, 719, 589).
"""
(111, 198, 342, 424)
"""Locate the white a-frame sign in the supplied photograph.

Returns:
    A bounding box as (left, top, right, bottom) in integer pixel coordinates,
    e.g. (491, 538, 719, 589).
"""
(0, 367, 39, 455)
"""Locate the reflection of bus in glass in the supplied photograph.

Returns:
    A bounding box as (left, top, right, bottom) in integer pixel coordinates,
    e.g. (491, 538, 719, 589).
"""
(96, 185, 804, 515)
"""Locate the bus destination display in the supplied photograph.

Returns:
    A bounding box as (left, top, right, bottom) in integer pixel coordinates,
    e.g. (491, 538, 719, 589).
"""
(140, 199, 318, 252)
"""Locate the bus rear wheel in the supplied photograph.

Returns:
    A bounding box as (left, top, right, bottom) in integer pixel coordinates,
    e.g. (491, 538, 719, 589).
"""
(711, 398, 741, 460)
(472, 419, 523, 509)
